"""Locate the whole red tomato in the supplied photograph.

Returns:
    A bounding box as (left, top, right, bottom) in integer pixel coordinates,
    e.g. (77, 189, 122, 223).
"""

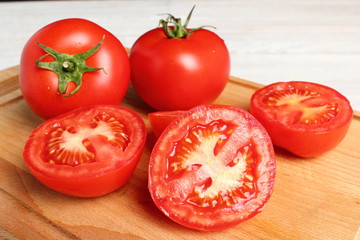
(20, 18, 130, 119)
(129, 7, 230, 111)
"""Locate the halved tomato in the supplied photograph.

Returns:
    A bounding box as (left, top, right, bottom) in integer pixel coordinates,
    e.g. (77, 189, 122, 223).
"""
(250, 81, 353, 157)
(23, 105, 147, 197)
(148, 110, 186, 138)
(148, 105, 276, 231)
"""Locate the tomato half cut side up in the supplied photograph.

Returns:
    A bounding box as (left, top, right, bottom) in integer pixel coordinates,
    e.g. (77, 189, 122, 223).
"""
(148, 105, 276, 231)
(250, 81, 353, 157)
(23, 105, 147, 197)
(148, 110, 186, 139)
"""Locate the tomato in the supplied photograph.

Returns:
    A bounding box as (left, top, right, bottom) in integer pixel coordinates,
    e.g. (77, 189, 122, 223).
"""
(19, 18, 130, 119)
(23, 105, 146, 197)
(250, 81, 353, 157)
(129, 7, 230, 111)
(148, 105, 276, 231)
(148, 110, 186, 138)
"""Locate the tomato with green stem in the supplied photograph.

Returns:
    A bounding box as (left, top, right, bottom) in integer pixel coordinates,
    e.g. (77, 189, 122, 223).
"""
(20, 18, 130, 119)
(130, 6, 230, 111)
(148, 105, 276, 231)
(23, 105, 147, 197)
(250, 81, 353, 157)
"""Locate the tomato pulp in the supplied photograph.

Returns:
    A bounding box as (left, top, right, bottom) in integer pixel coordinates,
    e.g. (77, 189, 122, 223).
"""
(20, 18, 130, 119)
(148, 110, 186, 138)
(23, 105, 147, 197)
(148, 105, 276, 231)
(250, 81, 353, 157)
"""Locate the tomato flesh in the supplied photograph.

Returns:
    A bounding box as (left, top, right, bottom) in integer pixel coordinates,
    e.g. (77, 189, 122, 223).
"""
(23, 105, 147, 197)
(250, 81, 353, 157)
(149, 105, 276, 231)
(266, 88, 339, 126)
(45, 112, 130, 166)
(148, 110, 186, 138)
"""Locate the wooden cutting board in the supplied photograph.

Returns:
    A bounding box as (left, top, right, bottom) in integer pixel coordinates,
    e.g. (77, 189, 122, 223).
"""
(0, 65, 359, 240)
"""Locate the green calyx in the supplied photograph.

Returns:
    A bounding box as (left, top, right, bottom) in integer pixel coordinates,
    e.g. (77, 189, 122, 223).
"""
(36, 36, 105, 97)
(159, 5, 215, 39)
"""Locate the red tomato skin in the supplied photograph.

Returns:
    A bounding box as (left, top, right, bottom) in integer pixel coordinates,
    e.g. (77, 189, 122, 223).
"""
(23, 105, 147, 198)
(250, 81, 353, 157)
(251, 110, 352, 157)
(20, 18, 130, 119)
(27, 158, 140, 197)
(149, 105, 276, 231)
(129, 28, 230, 111)
(148, 110, 186, 138)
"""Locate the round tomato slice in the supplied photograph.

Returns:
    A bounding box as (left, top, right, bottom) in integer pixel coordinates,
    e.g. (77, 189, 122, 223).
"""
(250, 81, 353, 157)
(148, 110, 186, 138)
(23, 105, 147, 197)
(148, 105, 276, 231)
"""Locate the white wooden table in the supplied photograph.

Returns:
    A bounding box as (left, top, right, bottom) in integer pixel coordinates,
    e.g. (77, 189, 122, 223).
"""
(1, 0, 359, 111)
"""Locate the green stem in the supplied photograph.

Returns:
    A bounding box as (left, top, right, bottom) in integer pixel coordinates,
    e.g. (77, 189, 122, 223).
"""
(159, 5, 215, 39)
(62, 61, 75, 72)
(36, 36, 105, 97)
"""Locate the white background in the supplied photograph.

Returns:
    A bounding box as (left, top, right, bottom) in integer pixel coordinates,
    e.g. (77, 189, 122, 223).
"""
(1, 0, 359, 111)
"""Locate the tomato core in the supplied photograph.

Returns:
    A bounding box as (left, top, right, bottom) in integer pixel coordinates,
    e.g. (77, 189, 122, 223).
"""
(45, 112, 129, 167)
(166, 119, 257, 209)
(266, 88, 339, 125)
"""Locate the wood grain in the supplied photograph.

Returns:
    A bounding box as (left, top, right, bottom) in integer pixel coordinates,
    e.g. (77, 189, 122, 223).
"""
(0, 66, 359, 240)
